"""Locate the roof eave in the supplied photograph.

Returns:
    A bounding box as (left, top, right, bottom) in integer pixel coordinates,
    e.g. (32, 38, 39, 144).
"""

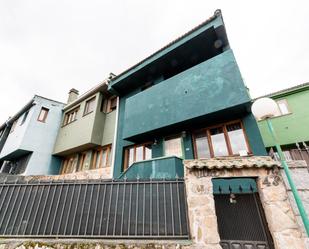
(109, 9, 225, 90)
(0, 98, 35, 130)
(63, 81, 109, 111)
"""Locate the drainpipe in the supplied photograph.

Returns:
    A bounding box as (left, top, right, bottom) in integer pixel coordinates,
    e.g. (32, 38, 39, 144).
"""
(110, 96, 120, 179)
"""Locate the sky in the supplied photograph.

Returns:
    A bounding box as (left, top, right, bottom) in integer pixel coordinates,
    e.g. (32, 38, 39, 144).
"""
(0, 0, 308, 124)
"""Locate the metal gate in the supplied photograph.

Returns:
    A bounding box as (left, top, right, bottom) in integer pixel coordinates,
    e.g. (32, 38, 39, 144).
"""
(213, 178, 274, 249)
(0, 177, 189, 239)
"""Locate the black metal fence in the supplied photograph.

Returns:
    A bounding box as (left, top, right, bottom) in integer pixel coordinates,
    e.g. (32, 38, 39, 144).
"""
(0, 178, 189, 239)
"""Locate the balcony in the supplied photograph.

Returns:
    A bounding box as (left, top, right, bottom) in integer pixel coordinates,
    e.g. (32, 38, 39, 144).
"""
(119, 156, 184, 180)
(123, 50, 251, 141)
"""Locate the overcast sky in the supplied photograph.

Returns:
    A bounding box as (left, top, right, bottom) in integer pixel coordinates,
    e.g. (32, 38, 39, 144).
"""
(0, 0, 308, 124)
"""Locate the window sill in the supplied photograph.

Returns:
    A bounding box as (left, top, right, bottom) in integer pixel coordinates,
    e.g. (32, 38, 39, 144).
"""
(258, 112, 292, 121)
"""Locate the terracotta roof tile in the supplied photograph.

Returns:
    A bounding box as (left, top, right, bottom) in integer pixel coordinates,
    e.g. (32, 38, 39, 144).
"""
(185, 156, 280, 170)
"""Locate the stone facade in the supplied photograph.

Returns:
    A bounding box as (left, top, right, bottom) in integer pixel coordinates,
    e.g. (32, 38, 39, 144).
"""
(0, 240, 191, 249)
(53, 167, 113, 180)
(184, 158, 309, 249)
(281, 160, 309, 238)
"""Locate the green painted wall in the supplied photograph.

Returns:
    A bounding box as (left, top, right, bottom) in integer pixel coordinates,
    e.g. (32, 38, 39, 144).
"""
(258, 88, 309, 147)
(123, 50, 251, 139)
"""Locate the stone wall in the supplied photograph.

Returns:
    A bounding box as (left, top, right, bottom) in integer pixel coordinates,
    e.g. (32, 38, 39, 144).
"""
(0, 239, 192, 249)
(184, 159, 308, 249)
(283, 160, 309, 238)
(19, 167, 112, 181)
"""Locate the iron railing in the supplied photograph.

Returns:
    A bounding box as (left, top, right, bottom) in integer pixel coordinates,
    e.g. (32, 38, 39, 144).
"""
(270, 147, 309, 170)
(0, 177, 189, 239)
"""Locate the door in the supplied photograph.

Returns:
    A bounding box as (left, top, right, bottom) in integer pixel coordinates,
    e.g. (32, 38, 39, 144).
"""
(213, 178, 274, 249)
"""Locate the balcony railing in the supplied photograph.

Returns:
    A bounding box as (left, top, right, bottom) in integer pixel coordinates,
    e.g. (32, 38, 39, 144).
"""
(270, 147, 309, 171)
(119, 156, 184, 180)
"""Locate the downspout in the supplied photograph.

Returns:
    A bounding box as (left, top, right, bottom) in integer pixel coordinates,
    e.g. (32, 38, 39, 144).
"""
(110, 96, 120, 179)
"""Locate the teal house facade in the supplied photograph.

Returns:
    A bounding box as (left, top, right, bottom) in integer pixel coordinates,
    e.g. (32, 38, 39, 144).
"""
(109, 10, 266, 179)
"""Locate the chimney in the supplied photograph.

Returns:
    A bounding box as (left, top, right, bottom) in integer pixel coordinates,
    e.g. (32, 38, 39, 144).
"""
(67, 88, 79, 104)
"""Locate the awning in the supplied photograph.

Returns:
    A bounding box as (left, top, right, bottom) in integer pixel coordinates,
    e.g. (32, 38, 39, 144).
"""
(212, 178, 257, 194)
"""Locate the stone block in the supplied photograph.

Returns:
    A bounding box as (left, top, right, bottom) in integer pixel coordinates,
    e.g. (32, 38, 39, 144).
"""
(274, 232, 307, 249)
(287, 190, 309, 216)
(264, 202, 298, 232)
(260, 184, 288, 203)
(281, 168, 309, 190)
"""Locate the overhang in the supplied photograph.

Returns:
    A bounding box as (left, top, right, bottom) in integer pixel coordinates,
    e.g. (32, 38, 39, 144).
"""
(109, 9, 229, 94)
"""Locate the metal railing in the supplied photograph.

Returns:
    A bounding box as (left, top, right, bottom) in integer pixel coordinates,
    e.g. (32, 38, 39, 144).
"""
(0, 177, 189, 239)
(270, 146, 309, 170)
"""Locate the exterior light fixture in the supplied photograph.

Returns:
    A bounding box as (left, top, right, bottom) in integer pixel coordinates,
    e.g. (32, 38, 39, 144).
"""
(181, 131, 186, 138)
(153, 139, 158, 145)
(229, 193, 237, 204)
(252, 97, 309, 236)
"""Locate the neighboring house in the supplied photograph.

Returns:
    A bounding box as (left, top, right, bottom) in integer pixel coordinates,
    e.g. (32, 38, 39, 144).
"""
(53, 76, 117, 178)
(0, 95, 64, 175)
(109, 10, 266, 179)
(257, 82, 309, 163)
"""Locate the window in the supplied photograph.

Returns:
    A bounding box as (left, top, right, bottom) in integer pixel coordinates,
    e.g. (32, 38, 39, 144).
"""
(92, 145, 111, 169)
(78, 152, 88, 171)
(63, 107, 79, 126)
(20, 110, 29, 125)
(60, 155, 78, 174)
(10, 119, 18, 133)
(194, 130, 211, 158)
(210, 127, 229, 156)
(164, 136, 183, 158)
(227, 123, 249, 155)
(108, 97, 117, 112)
(276, 99, 290, 115)
(102, 96, 117, 113)
(37, 107, 49, 122)
(84, 97, 96, 115)
(193, 121, 250, 158)
(60, 146, 112, 175)
(124, 143, 152, 170)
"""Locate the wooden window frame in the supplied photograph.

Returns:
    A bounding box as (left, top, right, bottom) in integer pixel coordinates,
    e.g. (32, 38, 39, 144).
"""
(105, 96, 117, 113)
(60, 155, 77, 175)
(123, 142, 152, 171)
(83, 97, 96, 116)
(163, 134, 184, 158)
(78, 152, 87, 172)
(91, 145, 112, 169)
(37, 107, 49, 123)
(192, 120, 252, 159)
(63, 107, 79, 126)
